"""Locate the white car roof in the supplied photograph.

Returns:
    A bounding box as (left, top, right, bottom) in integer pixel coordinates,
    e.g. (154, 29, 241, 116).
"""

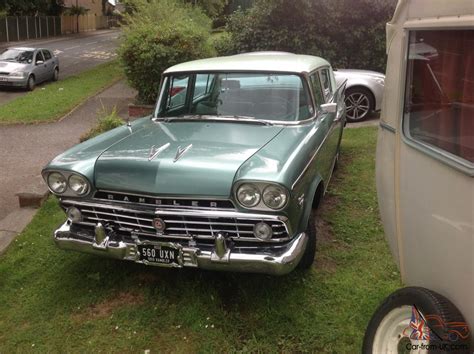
(164, 52, 331, 74)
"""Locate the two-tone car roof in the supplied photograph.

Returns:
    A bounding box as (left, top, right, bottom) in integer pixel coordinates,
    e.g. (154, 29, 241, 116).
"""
(164, 53, 331, 74)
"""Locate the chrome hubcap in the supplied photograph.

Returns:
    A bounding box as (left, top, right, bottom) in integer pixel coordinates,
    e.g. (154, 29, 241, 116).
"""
(346, 92, 370, 120)
(373, 305, 429, 354)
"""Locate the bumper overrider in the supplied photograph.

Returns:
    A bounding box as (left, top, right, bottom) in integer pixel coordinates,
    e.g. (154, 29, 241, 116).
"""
(53, 205, 308, 276)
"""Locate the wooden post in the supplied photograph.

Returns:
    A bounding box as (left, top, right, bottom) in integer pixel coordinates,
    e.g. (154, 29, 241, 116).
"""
(46, 16, 49, 37)
(5, 17, 9, 42)
(26, 16, 29, 39)
(16, 17, 19, 41)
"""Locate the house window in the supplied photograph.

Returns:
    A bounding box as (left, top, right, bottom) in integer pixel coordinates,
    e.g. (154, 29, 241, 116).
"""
(403, 30, 474, 164)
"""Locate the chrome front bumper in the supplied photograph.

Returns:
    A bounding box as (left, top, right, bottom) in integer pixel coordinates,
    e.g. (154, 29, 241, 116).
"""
(54, 221, 308, 276)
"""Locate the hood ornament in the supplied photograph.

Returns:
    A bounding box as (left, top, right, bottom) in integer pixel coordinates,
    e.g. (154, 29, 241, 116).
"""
(148, 143, 170, 161)
(174, 144, 192, 162)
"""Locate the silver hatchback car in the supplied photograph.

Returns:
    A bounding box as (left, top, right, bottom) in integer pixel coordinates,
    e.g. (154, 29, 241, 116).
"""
(0, 47, 59, 91)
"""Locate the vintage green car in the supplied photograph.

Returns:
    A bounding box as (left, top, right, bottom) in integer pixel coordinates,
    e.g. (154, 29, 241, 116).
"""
(42, 53, 346, 275)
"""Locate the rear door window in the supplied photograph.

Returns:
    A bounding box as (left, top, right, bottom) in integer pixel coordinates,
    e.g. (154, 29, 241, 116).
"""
(42, 50, 52, 61)
(403, 29, 474, 164)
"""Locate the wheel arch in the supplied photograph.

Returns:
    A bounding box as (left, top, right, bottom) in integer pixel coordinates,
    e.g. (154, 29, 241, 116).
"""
(297, 175, 325, 232)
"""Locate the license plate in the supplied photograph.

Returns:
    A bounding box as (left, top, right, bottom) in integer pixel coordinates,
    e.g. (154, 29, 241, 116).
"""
(137, 244, 181, 266)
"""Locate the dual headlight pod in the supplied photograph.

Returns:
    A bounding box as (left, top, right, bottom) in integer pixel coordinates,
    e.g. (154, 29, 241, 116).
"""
(46, 172, 90, 196)
(236, 183, 288, 210)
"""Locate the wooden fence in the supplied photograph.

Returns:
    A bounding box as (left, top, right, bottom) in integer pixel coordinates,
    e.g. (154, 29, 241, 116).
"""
(0, 15, 119, 43)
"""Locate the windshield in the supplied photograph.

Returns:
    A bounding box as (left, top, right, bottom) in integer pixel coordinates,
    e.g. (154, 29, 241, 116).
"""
(156, 72, 314, 122)
(0, 49, 34, 64)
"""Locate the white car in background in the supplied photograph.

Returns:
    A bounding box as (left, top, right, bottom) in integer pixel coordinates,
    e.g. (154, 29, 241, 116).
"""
(335, 69, 385, 122)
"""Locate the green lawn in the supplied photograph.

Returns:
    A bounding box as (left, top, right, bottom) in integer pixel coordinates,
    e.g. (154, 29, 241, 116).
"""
(0, 61, 123, 125)
(0, 127, 401, 352)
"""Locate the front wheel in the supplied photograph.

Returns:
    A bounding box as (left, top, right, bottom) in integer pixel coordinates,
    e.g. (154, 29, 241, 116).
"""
(52, 68, 59, 82)
(363, 287, 471, 354)
(345, 87, 374, 122)
(297, 210, 317, 269)
(26, 75, 35, 91)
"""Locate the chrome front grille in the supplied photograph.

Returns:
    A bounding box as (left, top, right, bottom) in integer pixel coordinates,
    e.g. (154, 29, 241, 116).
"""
(64, 201, 291, 243)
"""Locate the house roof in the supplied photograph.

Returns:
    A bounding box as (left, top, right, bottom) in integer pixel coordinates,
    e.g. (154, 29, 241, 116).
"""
(164, 52, 331, 74)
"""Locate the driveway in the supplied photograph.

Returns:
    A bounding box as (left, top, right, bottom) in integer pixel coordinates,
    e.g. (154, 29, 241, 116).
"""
(0, 80, 135, 221)
(0, 29, 120, 105)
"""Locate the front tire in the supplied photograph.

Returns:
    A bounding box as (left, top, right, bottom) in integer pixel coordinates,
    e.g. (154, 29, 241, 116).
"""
(363, 287, 471, 354)
(52, 68, 59, 82)
(298, 210, 317, 269)
(345, 87, 374, 122)
(26, 75, 35, 91)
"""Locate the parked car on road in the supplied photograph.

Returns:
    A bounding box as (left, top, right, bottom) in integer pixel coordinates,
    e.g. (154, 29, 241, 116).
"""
(42, 53, 346, 275)
(335, 69, 385, 122)
(0, 47, 59, 91)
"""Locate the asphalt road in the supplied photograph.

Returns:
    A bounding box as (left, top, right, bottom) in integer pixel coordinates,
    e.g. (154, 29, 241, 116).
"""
(0, 29, 119, 105)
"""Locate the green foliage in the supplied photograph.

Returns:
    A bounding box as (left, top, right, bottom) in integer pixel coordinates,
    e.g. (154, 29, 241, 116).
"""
(210, 31, 234, 56)
(80, 107, 125, 142)
(0, 0, 64, 16)
(118, 0, 215, 104)
(185, 0, 228, 18)
(64, 4, 89, 16)
(221, 0, 396, 72)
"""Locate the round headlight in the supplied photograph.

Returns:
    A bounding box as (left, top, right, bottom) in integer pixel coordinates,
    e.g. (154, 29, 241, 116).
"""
(237, 183, 261, 208)
(47, 172, 67, 194)
(68, 174, 90, 195)
(253, 222, 273, 241)
(263, 185, 288, 210)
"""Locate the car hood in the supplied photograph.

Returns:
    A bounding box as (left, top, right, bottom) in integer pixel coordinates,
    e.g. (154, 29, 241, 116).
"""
(0, 61, 28, 73)
(94, 121, 283, 197)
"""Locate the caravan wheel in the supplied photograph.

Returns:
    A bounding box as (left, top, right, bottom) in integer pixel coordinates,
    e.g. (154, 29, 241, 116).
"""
(362, 287, 471, 354)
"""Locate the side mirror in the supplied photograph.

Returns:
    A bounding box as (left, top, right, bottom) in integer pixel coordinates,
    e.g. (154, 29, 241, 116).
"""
(36, 60, 44, 65)
(321, 102, 337, 113)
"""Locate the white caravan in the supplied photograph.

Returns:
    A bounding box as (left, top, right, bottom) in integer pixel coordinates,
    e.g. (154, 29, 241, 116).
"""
(363, 0, 473, 353)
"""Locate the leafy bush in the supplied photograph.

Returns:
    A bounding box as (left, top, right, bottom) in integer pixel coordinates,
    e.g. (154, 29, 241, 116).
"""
(118, 0, 215, 104)
(80, 107, 125, 142)
(210, 31, 234, 56)
(222, 0, 396, 72)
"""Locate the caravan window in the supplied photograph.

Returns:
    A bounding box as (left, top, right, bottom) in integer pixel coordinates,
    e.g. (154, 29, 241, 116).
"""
(403, 30, 473, 164)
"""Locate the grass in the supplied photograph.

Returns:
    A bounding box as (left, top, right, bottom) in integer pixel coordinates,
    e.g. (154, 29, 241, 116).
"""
(0, 127, 401, 352)
(80, 106, 124, 142)
(0, 61, 123, 125)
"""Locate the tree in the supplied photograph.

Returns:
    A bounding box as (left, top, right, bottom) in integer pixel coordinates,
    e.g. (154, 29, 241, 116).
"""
(0, 0, 64, 16)
(65, 5, 89, 33)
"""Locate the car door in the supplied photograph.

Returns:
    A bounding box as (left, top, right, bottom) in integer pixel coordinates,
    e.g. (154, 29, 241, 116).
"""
(41, 50, 54, 80)
(309, 71, 333, 184)
(33, 50, 47, 82)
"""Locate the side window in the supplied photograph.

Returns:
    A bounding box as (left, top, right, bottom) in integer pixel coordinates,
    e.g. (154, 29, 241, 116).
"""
(310, 73, 325, 108)
(404, 29, 473, 164)
(35, 51, 44, 64)
(42, 50, 52, 61)
(167, 75, 190, 110)
(319, 68, 332, 101)
(193, 74, 214, 100)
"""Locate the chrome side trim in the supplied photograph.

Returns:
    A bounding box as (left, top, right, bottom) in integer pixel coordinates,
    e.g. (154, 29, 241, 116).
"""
(380, 121, 396, 134)
(291, 127, 330, 190)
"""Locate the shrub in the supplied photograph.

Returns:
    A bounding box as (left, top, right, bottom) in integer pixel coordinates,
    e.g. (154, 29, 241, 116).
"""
(210, 31, 234, 56)
(118, 0, 215, 104)
(80, 107, 125, 142)
(222, 0, 396, 72)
